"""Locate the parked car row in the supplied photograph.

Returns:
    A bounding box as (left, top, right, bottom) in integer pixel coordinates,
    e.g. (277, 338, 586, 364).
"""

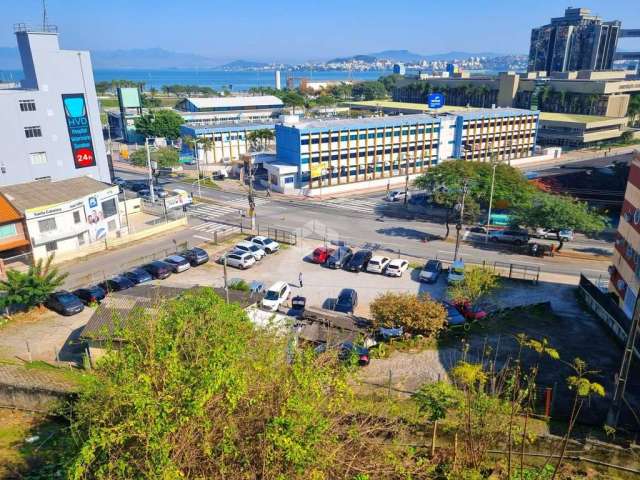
(45, 247, 210, 316)
(311, 246, 409, 277)
(220, 236, 281, 270)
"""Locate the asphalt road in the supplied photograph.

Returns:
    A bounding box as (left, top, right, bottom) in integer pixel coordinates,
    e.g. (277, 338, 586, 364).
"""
(55, 167, 612, 290)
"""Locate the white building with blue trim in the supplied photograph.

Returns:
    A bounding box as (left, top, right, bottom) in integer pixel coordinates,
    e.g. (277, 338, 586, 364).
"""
(264, 108, 539, 195)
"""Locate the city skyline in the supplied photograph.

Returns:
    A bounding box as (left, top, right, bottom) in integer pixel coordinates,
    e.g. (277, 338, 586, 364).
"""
(1, 0, 639, 64)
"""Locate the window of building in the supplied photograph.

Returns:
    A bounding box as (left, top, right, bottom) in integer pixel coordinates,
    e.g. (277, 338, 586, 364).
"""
(45, 241, 58, 252)
(0, 223, 18, 239)
(101, 198, 117, 218)
(19, 100, 36, 112)
(284, 176, 294, 184)
(38, 218, 56, 233)
(29, 152, 47, 165)
(24, 126, 42, 138)
(73, 211, 81, 224)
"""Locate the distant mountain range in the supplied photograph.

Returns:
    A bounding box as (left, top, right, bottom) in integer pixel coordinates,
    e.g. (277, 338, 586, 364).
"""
(329, 49, 512, 64)
(0, 45, 521, 71)
(220, 59, 270, 69)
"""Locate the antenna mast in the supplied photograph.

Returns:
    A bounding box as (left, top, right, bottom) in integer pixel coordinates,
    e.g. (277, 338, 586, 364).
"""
(42, 0, 48, 30)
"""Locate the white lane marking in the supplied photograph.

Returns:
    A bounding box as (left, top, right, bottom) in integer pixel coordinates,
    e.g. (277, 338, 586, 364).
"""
(193, 235, 213, 241)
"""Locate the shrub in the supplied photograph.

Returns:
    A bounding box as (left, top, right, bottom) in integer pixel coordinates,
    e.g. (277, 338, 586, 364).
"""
(370, 292, 447, 336)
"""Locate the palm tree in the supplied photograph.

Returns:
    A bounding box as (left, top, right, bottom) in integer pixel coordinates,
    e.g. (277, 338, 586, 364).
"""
(0, 256, 67, 312)
(198, 137, 213, 164)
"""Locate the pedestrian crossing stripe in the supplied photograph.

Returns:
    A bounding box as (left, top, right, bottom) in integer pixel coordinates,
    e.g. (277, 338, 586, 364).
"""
(322, 198, 383, 213)
(192, 222, 240, 234)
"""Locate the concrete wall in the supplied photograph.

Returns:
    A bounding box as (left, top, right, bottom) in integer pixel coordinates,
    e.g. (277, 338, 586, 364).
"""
(0, 31, 110, 187)
(0, 383, 72, 411)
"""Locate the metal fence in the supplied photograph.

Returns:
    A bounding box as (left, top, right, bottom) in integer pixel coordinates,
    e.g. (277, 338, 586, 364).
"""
(1, 251, 33, 275)
(65, 241, 190, 290)
(435, 256, 541, 284)
(239, 219, 298, 245)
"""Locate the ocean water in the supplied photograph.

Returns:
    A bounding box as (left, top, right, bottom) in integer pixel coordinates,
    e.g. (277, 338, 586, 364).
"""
(0, 68, 393, 91)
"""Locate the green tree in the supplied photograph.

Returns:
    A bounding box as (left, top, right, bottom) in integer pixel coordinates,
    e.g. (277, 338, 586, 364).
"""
(134, 109, 184, 140)
(413, 381, 463, 457)
(369, 291, 447, 337)
(130, 147, 180, 183)
(0, 256, 68, 312)
(352, 81, 388, 101)
(68, 288, 429, 478)
(513, 193, 607, 250)
(414, 160, 536, 238)
(281, 90, 306, 114)
(448, 266, 499, 304)
(314, 94, 337, 108)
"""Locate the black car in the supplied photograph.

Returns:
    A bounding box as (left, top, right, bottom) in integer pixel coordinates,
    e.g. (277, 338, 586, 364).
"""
(180, 247, 210, 266)
(325, 246, 353, 269)
(72, 285, 106, 305)
(334, 288, 358, 314)
(45, 291, 84, 316)
(344, 249, 372, 272)
(127, 181, 150, 193)
(142, 260, 173, 279)
(100, 275, 135, 293)
(124, 268, 153, 285)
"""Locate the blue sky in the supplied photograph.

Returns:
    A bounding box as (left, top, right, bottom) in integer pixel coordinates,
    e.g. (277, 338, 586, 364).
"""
(2, 0, 639, 62)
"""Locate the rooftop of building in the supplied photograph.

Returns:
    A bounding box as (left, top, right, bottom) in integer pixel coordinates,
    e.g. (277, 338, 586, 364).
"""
(180, 120, 279, 134)
(0, 176, 114, 213)
(0, 192, 23, 223)
(81, 285, 257, 341)
(180, 95, 284, 110)
(538, 111, 624, 124)
(286, 106, 536, 131)
(348, 100, 477, 113)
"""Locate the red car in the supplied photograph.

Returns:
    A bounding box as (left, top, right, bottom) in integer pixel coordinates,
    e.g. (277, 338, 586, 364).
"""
(312, 246, 335, 264)
(454, 301, 487, 321)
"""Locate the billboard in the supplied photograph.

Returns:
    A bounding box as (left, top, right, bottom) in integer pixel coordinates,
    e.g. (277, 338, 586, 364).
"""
(117, 87, 141, 108)
(62, 93, 96, 169)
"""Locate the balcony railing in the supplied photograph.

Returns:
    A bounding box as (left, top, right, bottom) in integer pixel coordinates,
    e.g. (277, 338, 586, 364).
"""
(13, 23, 58, 34)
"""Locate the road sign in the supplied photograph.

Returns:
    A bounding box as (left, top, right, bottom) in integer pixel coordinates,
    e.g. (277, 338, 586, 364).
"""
(427, 93, 445, 109)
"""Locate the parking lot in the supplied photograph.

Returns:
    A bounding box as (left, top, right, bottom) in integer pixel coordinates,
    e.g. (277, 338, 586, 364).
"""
(159, 237, 448, 316)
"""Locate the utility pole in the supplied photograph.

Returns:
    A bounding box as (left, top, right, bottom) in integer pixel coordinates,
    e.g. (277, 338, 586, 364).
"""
(193, 138, 202, 198)
(145, 137, 156, 203)
(247, 159, 256, 230)
(485, 160, 498, 243)
(607, 293, 640, 427)
(453, 180, 469, 262)
(404, 169, 410, 206)
(223, 255, 229, 303)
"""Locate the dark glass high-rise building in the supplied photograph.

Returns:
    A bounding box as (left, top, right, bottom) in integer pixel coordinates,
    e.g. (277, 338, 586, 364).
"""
(528, 7, 621, 74)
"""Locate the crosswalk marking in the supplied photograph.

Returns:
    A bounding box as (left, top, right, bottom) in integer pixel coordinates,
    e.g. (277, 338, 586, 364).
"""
(188, 198, 271, 220)
(191, 222, 240, 235)
(321, 198, 384, 214)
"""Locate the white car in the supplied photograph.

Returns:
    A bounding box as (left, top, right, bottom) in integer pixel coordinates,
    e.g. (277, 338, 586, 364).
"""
(366, 256, 390, 274)
(385, 259, 409, 277)
(386, 190, 407, 202)
(261, 281, 291, 311)
(234, 241, 266, 260)
(222, 251, 256, 270)
(447, 259, 465, 285)
(251, 236, 280, 254)
(534, 228, 574, 241)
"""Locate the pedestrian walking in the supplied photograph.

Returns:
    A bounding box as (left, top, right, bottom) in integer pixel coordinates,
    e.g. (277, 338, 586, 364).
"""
(266, 185, 271, 197)
(298, 272, 303, 288)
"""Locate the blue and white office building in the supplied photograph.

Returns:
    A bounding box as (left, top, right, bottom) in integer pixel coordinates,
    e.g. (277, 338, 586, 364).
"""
(266, 108, 539, 195)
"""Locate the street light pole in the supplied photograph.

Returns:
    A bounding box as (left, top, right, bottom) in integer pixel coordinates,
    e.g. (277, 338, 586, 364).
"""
(453, 180, 469, 262)
(194, 138, 202, 198)
(145, 137, 156, 203)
